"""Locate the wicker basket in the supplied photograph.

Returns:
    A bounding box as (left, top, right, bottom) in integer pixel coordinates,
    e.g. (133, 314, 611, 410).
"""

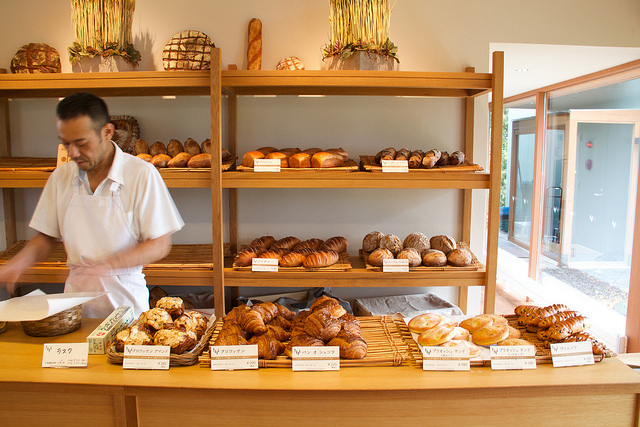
(0, 321, 6, 334)
(21, 305, 82, 337)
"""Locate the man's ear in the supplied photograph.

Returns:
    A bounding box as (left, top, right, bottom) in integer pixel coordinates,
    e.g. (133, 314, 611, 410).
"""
(102, 122, 115, 141)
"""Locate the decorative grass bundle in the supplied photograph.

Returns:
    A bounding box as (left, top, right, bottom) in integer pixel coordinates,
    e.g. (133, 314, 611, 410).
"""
(323, 0, 398, 62)
(68, 0, 140, 66)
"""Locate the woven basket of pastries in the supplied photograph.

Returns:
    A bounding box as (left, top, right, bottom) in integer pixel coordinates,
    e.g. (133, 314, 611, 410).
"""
(11, 43, 61, 74)
(21, 304, 82, 337)
(110, 115, 139, 154)
(162, 30, 215, 71)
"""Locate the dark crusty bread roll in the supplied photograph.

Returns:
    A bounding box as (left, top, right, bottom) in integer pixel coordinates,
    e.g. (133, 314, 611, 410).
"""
(362, 231, 384, 252)
(447, 248, 473, 267)
(303, 251, 339, 268)
(395, 148, 411, 161)
(184, 138, 202, 156)
(403, 232, 430, 254)
(367, 248, 393, 267)
(408, 150, 424, 169)
(134, 138, 149, 155)
(221, 148, 233, 162)
(288, 152, 312, 168)
(379, 234, 403, 255)
(311, 152, 344, 168)
(449, 150, 465, 165)
(436, 151, 449, 166)
(422, 249, 447, 267)
(187, 153, 211, 168)
(397, 248, 422, 267)
(243, 150, 265, 167)
(151, 154, 171, 168)
(167, 139, 184, 158)
(201, 139, 212, 154)
(422, 149, 441, 169)
(168, 152, 191, 168)
(429, 235, 456, 255)
(375, 147, 396, 163)
(149, 141, 167, 157)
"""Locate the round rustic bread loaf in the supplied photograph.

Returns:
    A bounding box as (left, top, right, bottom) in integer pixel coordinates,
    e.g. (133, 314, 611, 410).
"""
(367, 248, 393, 267)
(163, 30, 215, 71)
(448, 248, 473, 267)
(429, 235, 456, 255)
(276, 56, 305, 70)
(397, 248, 422, 267)
(403, 232, 430, 254)
(11, 43, 61, 74)
(422, 249, 447, 267)
(362, 231, 384, 252)
(379, 234, 403, 255)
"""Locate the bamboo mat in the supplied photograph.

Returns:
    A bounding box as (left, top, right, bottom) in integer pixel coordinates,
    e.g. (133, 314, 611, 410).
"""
(232, 251, 351, 271)
(199, 315, 413, 368)
(359, 155, 483, 173)
(0, 241, 231, 268)
(361, 242, 483, 272)
(237, 159, 359, 172)
(0, 157, 56, 170)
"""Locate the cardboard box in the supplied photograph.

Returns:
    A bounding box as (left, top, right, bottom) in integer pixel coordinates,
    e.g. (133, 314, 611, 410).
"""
(87, 306, 134, 354)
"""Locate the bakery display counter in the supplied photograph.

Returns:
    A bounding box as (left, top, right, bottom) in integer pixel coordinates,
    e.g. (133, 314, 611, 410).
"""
(1, 319, 639, 426)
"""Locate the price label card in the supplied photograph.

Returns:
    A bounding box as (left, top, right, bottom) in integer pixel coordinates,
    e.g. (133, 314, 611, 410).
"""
(421, 346, 470, 371)
(254, 158, 281, 172)
(210, 344, 259, 370)
(42, 343, 89, 368)
(382, 258, 409, 273)
(381, 159, 409, 173)
(291, 346, 340, 371)
(551, 341, 594, 367)
(490, 345, 537, 370)
(123, 345, 170, 370)
(252, 257, 279, 272)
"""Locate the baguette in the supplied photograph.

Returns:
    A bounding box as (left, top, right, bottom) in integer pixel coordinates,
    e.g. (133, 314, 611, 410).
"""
(247, 18, 262, 70)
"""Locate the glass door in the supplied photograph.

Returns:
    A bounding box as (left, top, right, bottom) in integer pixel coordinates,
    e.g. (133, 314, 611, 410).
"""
(509, 120, 535, 249)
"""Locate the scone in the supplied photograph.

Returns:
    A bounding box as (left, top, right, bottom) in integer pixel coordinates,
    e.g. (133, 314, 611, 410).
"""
(408, 313, 443, 333)
(417, 324, 456, 346)
(471, 324, 510, 346)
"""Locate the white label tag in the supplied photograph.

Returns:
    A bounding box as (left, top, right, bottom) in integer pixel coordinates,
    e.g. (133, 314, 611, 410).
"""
(551, 341, 595, 367)
(421, 346, 470, 371)
(42, 343, 89, 368)
(382, 258, 409, 272)
(251, 257, 279, 272)
(254, 158, 281, 172)
(210, 345, 259, 370)
(490, 345, 537, 370)
(291, 346, 340, 371)
(381, 159, 408, 173)
(122, 345, 170, 370)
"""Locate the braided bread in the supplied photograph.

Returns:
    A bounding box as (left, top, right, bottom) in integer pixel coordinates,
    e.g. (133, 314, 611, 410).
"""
(303, 250, 339, 268)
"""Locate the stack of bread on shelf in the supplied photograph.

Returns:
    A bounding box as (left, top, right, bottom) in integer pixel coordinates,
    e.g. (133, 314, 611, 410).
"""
(234, 235, 348, 268)
(363, 231, 474, 267)
(515, 304, 610, 355)
(132, 137, 229, 168)
(242, 146, 349, 168)
(114, 297, 210, 354)
(212, 295, 367, 360)
(374, 147, 466, 168)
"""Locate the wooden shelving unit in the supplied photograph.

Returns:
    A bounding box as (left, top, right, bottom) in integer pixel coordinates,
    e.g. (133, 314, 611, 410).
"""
(0, 50, 504, 317)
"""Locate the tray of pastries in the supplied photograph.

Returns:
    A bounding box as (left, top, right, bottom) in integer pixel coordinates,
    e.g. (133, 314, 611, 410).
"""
(107, 297, 216, 366)
(232, 235, 351, 271)
(361, 231, 482, 271)
(238, 146, 358, 171)
(131, 137, 234, 170)
(360, 147, 482, 172)
(200, 295, 412, 368)
(401, 304, 613, 367)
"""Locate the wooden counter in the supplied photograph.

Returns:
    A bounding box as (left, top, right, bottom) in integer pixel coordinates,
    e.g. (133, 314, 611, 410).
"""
(1, 319, 639, 427)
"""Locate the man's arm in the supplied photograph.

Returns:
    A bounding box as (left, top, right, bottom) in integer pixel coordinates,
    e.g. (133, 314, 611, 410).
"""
(90, 233, 172, 273)
(0, 232, 58, 295)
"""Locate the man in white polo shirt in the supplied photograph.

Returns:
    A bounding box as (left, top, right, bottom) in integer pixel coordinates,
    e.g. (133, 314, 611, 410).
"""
(0, 92, 184, 317)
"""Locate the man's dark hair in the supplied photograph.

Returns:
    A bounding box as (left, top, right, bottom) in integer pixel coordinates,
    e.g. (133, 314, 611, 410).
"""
(56, 92, 110, 134)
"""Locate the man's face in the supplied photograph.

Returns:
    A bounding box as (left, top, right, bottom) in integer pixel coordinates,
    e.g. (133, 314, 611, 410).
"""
(57, 115, 113, 172)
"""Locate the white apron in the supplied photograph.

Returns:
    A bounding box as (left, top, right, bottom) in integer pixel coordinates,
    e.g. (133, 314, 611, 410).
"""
(63, 179, 148, 318)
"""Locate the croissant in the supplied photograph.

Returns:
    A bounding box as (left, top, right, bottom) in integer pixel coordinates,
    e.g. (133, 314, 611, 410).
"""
(223, 304, 251, 324)
(214, 329, 249, 346)
(221, 321, 249, 339)
(310, 295, 340, 311)
(548, 316, 592, 340)
(271, 236, 301, 251)
(274, 303, 295, 320)
(303, 250, 339, 268)
(292, 310, 312, 327)
(327, 330, 368, 359)
(304, 307, 341, 342)
(284, 333, 325, 358)
(239, 308, 268, 335)
(264, 324, 291, 342)
(252, 302, 278, 323)
(249, 334, 285, 360)
(537, 311, 581, 329)
(279, 252, 306, 267)
(339, 313, 362, 335)
(268, 315, 293, 332)
(319, 236, 348, 253)
(249, 235, 275, 249)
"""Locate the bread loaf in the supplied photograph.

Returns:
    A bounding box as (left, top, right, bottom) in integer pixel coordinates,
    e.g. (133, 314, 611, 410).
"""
(422, 249, 447, 267)
(362, 231, 384, 252)
(167, 139, 184, 158)
(379, 234, 403, 255)
(168, 152, 191, 168)
(149, 141, 167, 157)
(276, 56, 305, 70)
(320, 236, 348, 253)
(221, 148, 233, 162)
(449, 150, 465, 165)
(279, 252, 306, 267)
(187, 153, 211, 168)
(311, 152, 344, 168)
(265, 151, 290, 167)
(447, 248, 473, 266)
(325, 148, 349, 162)
(256, 146, 278, 155)
(303, 251, 339, 268)
(403, 232, 430, 253)
(367, 248, 393, 267)
(201, 139, 212, 154)
(422, 149, 441, 168)
(408, 150, 424, 169)
(184, 138, 202, 156)
(151, 154, 171, 168)
(430, 235, 456, 255)
(234, 247, 262, 267)
(395, 148, 411, 161)
(249, 235, 275, 249)
(302, 147, 323, 155)
(436, 151, 449, 166)
(289, 152, 311, 168)
(11, 43, 61, 74)
(136, 153, 152, 162)
(247, 18, 262, 70)
(294, 238, 324, 251)
(243, 150, 265, 167)
(133, 138, 149, 155)
(272, 236, 301, 251)
(397, 248, 422, 267)
(376, 147, 396, 163)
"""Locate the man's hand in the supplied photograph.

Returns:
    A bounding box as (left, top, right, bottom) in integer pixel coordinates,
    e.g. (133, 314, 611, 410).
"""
(0, 233, 57, 297)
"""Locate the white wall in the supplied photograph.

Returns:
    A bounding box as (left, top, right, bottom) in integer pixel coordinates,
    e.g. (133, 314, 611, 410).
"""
(1, 0, 639, 312)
